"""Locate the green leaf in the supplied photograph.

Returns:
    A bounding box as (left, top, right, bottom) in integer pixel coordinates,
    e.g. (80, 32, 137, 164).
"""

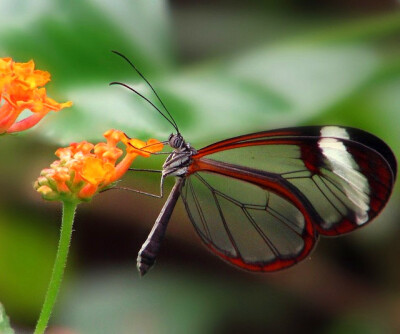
(158, 44, 380, 142)
(36, 44, 381, 145)
(22, 12, 400, 146)
(0, 0, 172, 82)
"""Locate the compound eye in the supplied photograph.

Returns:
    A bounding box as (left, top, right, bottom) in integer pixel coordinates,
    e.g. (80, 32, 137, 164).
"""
(169, 136, 181, 148)
(175, 136, 183, 147)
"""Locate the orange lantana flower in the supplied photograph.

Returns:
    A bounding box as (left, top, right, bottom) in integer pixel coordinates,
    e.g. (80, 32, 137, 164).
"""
(0, 57, 72, 134)
(34, 129, 163, 202)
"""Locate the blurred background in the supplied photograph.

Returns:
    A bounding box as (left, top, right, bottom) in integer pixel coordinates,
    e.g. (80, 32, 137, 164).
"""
(0, 0, 400, 333)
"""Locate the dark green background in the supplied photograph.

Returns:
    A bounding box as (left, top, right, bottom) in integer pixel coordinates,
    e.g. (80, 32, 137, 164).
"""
(0, 1, 399, 333)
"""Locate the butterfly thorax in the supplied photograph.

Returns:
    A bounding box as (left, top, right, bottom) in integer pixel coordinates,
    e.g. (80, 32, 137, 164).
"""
(162, 133, 197, 177)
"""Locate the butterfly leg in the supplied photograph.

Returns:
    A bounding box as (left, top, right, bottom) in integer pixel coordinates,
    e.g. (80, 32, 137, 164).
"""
(102, 169, 165, 198)
(129, 168, 163, 173)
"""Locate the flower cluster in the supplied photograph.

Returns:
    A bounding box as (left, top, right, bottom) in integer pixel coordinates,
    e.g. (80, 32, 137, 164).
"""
(0, 57, 72, 134)
(34, 129, 163, 202)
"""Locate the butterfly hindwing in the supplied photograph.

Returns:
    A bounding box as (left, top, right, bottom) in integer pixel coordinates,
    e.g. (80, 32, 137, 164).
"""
(181, 171, 316, 271)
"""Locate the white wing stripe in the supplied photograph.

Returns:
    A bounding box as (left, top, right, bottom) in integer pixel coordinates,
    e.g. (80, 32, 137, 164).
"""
(319, 127, 370, 225)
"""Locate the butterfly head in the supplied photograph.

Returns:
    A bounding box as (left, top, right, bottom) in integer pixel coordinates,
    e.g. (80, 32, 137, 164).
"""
(168, 133, 185, 149)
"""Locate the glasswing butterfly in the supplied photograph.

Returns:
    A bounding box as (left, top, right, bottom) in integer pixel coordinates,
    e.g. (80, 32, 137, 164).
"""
(111, 51, 397, 276)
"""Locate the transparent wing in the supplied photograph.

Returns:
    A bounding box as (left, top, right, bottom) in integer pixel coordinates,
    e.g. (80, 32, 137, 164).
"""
(191, 126, 396, 236)
(181, 171, 316, 272)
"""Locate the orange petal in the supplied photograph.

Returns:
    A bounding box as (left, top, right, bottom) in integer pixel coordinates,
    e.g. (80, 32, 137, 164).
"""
(6, 111, 47, 133)
(144, 138, 164, 153)
(0, 103, 18, 133)
(126, 138, 151, 157)
(81, 157, 115, 185)
(112, 153, 138, 183)
(78, 183, 98, 200)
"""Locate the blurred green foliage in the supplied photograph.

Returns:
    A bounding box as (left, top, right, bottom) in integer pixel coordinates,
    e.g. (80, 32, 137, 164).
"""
(1, 1, 399, 146)
(0, 211, 56, 323)
(0, 0, 399, 333)
(58, 269, 293, 334)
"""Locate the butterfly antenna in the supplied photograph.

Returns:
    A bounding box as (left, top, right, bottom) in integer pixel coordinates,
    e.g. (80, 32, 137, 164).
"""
(110, 81, 178, 132)
(111, 50, 179, 133)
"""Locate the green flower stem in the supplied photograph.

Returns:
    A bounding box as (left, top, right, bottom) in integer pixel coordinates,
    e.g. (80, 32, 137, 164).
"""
(34, 200, 78, 334)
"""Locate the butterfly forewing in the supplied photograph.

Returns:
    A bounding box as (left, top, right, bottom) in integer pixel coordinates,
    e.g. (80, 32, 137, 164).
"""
(183, 126, 396, 270)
